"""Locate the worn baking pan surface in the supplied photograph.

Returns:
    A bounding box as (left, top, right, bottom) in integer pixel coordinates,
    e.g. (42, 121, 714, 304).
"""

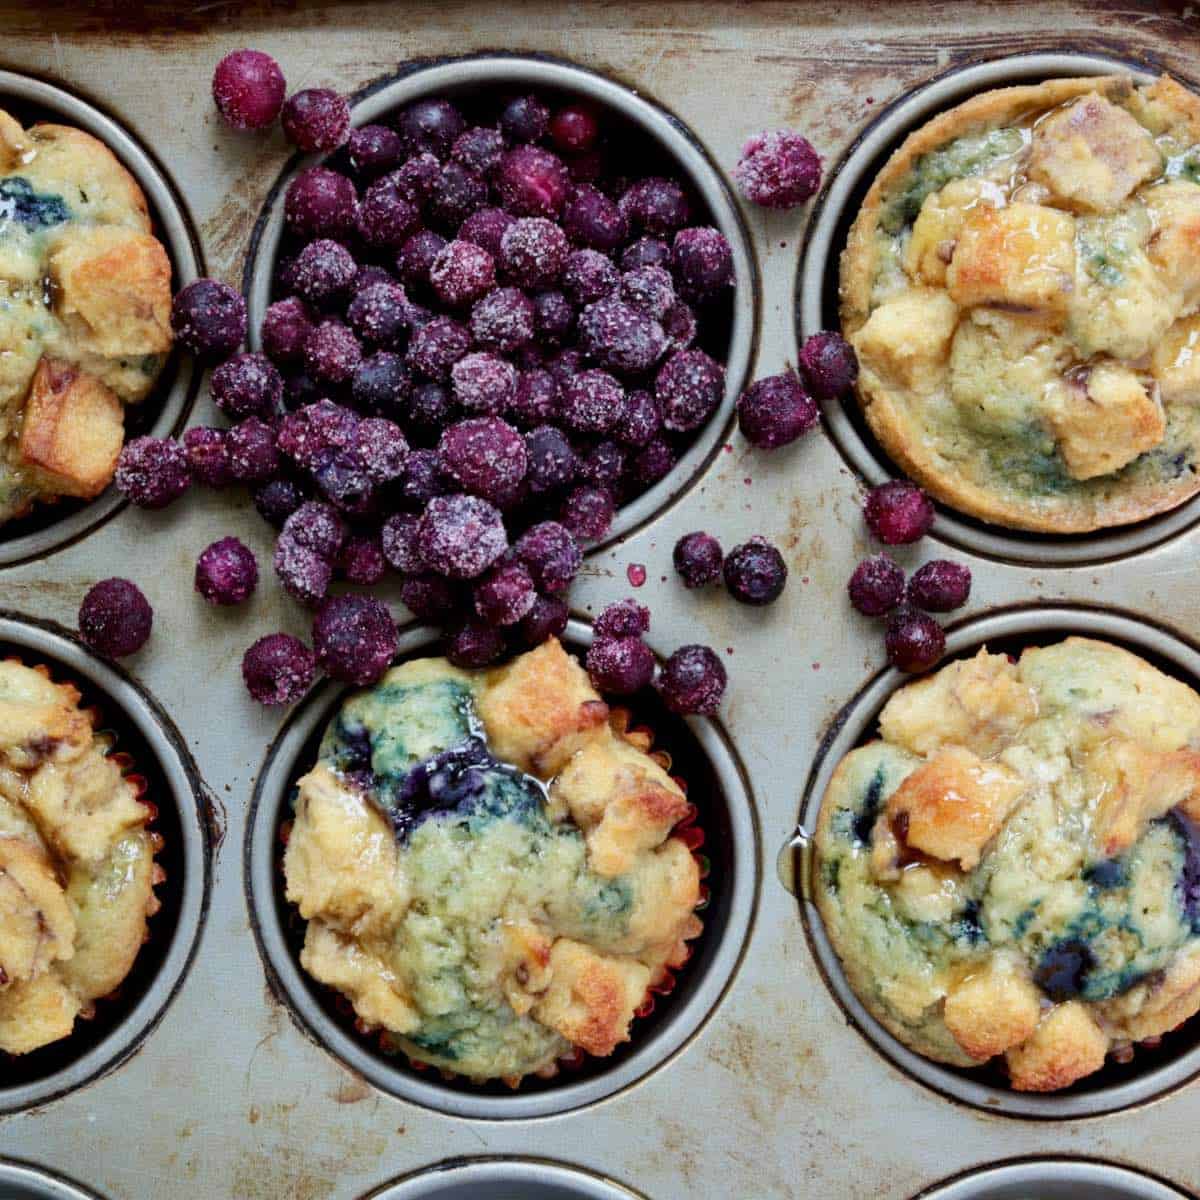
(2, 3, 1200, 1198)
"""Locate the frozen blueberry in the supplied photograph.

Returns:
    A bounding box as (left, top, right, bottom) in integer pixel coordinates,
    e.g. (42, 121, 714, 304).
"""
(671, 226, 733, 300)
(467, 294, 532, 361)
(445, 619, 507, 669)
(355, 416, 409, 485)
(799, 331, 859, 402)
(381, 511, 424, 574)
(397, 229, 447, 288)
(630, 437, 675, 487)
(242, 633, 316, 705)
(394, 151, 442, 204)
(620, 237, 670, 271)
(549, 104, 600, 155)
(547, 347, 584, 387)
(397, 97, 465, 157)
(405, 381, 454, 442)
(430, 240, 496, 308)
(613, 388, 662, 447)
(562, 249, 619, 306)
(313, 594, 398, 684)
(417, 493, 508, 579)
(253, 478, 305, 528)
(282, 87, 350, 152)
(656, 348, 724, 433)
(734, 130, 822, 209)
(79, 578, 153, 657)
(452, 126, 505, 177)
(515, 520, 581, 594)
(115, 436, 191, 509)
(474, 560, 536, 627)
(499, 217, 569, 288)
(673, 531, 724, 588)
(195, 536, 258, 605)
(519, 594, 569, 647)
(277, 399, 360, 470)
(211, 352, 284, 421)
(509, 368, 559, 428)
(282, 499, 346, 559)
(864, 481, 935, 545)
(579, 297, 667, 377)
(261, 296, 316, 365)
(400, 574, 463, 623)
(407, 315, 471, 380)
(560, 369, 624, 434)
(451, 351, 519, 415)
(292, 238, 357, 307)
(661, 300, 697, 352)
(353, 264, 396, 295)
(587, 636, 655, 695)
(346, 282, 410, 350)
(283, 166, 357, 241)
(558, 485, 614, 542)
(594, 598, 650, 640)
(347, 124, 404, 178)
(439, 416, 527, 503)
(907, 560, 971, 613)
(228, 417, 283, 484)
(621, 265, 675, 321)
(724, 537, 787, 606)
(532, 289, 574, 345)
(273, 534, 334, 607)
(563, 184, 627, 251)
(356, 173, 421, 250)
(497, 145, 571, 217)
(524, 424, 578, 494)
(500, 94, 550, 144)
(659, 644, 726, 715)
(182, 426, 232, 488)
(212, 49, 286, 131)
(304, 320, 362, 385)
(339, 533, 387, 585)
(171, 279, 246, 362)
(313, 448, 375, 515)
(428, 161, 488, 229)
(884, 608, 946, 673)
(620, 177, 691, 236)
(398, 448, 452, 509)
(736, 371, 818, 449)
(458, 207, 515, 258)
(579, 440, 626, 493)
(848, 555, 905, 617)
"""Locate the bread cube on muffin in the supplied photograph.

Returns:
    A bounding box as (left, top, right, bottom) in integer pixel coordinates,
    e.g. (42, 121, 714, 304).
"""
(1005, 1001, 1110, 1092)
(1152, 315, 1200, 403)
(943, 953, 1042, 1061)
(1144, 180, 1200, 311)
(904, 178, 1003, 287)
(850, 288, 959, 394)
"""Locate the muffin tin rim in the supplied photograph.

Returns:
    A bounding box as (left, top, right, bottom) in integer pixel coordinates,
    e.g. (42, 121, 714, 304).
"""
(360, 1155, 647, 1199)
(243, 617, 761, 1121)
(911, 1154, 1194, 1199)
(0, 1158, 106, 1200)
(0, 68, 204, 569)
(240, 49, 760, 557)
(785, 602, 1200, 1119)
(793, 49, 1200, 568)
(0, 611, 213, 1116)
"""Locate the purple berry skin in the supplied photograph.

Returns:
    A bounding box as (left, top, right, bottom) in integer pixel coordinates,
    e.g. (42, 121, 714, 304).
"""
(115, 436, 191, 509)
(885, 608, 946, 674)
(430, 240, 496, 308)
(182, 426, 232, 488)
(621, 265, 675, 321)
(907, 560, 971, 613)
(347, 124, 404, 178)
(799, 331, 859, 402)
(253, 478, 305, 528)
(227, 417, 282, 484)
(351, 351, 412, 418)
(562, 185, 628, 252)
(673, 532, 724, 589)
(532, 290, 574, 346)
(864, 480, 935, 545)
(613, 389, 662, 448)
(662, 300, 698, 352)
(355, 416, 409, 485)
(417, 493, 508, 580)
(671, 226, 733, 300)
(578, 440, 626, 493)
(339, 533, 387, 585)
(847, 555, 905, 617)
(429, 161, 489, 229)
(380, 512, 424, 575)
(400, 574, 463, 623)
(277, 400, 360, 470)
(452, 126, 506, 177)
(398, 448, 452, 510)
(586, 636, 656, 695)
(497, 145, 571, 218)
(211, 352, 284, 421)
(273, 535, 334, 607)
(733, 130, 822, 209)
(500, 94, 550, 144)
(515, 520, 581, 594)
(291, 238, 358, 308)
(195, 537, 259, 606)
(397, 230, 448, 289)
(78, 578, 153, 658)
(407, 315, 471, 380)
(630, 437, 676, 488)
(723, 537, 788, 606)
(439, 416, 527, 504)
(655, 348, 724, 433)
(471, 287, 534, 353)
(594, 598, 650, 640)
(561, 249, 619, 306)
(558, 485, 614, 542)
(474, 560, 537, 627)
(659, 644, 727, 716)
(397, 98, 465, 157)
(405, 382, 454, 443)
(620, 178, 691, 237)
(356, 174, 422, 251)
(736, 372, 818, 450)
(347, 284, 410, 352)
(519, 594, 569, 647)
(500, 217, 569, 289)
(451, 351, 518, 415)
(578, 297, 666, 377)
(458, 207, 515, 258)
(282, 500, 346, 560)
(281, 87, 351, 153)
(283, 167, 357, 241)
(560, 369, 624, 435)
(313, 448, 375, 516)
(312, 594, 398, 685)
(550, 104, 600, 155)
(212, 50, 286, 131)
(261, 297, 316, 365)
(620, 237, 671, 272)
(242, 633, 316, 705)
(171, 279, 246, 362)
(445, 619, 507, 669)
(304, 320, 362, 386)
(509, 368, 560, 428)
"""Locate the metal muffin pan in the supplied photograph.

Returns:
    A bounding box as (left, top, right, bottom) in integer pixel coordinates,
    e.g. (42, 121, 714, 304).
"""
(362, 1157, 645, 1199)
(0, 1160, 105, 1200)
(242, 52, 760, 552)
(246, 619, 758, 1120)
(785, 605, 1200, 1120)
(0, 614, 212, 1114)
(913, 1158, 1193, 1200)
(794, 50, 1200, 568)
(0, 69, 203, 568)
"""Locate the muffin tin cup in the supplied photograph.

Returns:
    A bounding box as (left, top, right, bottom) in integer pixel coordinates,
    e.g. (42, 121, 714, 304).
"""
(245, 618, 759, 1120)
(0, 1160, 105, 1200)
(913, 1157, 1192, 1200)
(0, 614, 211, 1115)
(781, 604, 1200, 1119)
(793, 50, 1200, 567)
(362, 1157, 646, 1200)
(241, 51, 759, 553)
(0, 70, 203, 568)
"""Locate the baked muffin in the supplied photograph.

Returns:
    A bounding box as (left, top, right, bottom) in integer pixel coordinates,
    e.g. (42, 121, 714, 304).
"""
(841, 74, 1200, 532)
(284, 638, 703, 1085)
(0, 109, 173, 524)
(0, 659, 160, 1055)
(814, 637, 1200, 1092)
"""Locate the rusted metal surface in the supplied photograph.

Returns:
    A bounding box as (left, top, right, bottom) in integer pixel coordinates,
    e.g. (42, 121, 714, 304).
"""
(0, 3, 1198, 1197)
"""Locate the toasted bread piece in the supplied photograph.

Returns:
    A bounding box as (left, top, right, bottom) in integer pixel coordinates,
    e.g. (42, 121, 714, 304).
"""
(944, 955, 1042, 1061)
(1152, 315, 1200, 404)
(851, 287, 959, 395)
(1006, 1001, 1109, 1092)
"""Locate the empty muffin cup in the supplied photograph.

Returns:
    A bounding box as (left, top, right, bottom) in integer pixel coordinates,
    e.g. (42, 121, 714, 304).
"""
(912, 1157, 1191, 1200)
(362, 1157, 645, 1200)
(0, 1160, 106, 1200)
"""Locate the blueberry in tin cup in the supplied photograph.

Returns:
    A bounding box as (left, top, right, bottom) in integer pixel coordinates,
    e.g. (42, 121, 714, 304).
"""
(814, 636, 1200, 1092)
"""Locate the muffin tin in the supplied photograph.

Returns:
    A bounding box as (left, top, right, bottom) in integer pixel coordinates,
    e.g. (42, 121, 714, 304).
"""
(3, 7, 1200, 1199)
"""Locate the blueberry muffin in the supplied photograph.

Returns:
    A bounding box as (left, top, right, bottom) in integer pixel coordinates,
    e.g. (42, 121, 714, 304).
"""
(0, 659, 160, 1055)
(0, 110, 173, 524)
(814, 638, 1200, 1091)
(841, 75, 1200, 532)
(284, 638, 703, 1084)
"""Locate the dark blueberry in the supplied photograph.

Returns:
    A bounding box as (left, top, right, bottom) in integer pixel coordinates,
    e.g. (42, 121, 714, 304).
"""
(848, 555, 905, 617)
(470, 287, 534, 353)
(519, 594, 569, 647)
(594, 598, 650, 640)
(673, 531, 724, 589)
(430, 239, 496, 308)
(659, 644, 726, 715)
(396, 229, 447, 288)
(497, 145, 571, 218)
(400, 574, 463, 622)
(737, 371, 818, 449)
(212, 49, 286, 131)
(393, 152, 442, 204)
(799, 331, 859, 402)
(356, 172, 421, 250)
(261, 296, 316, 365)
(458, 207, 515, 258)
(284, 368, 323, 412)
(339, 533, 387, 585)
(253, 478, 305, 528)
(195, 537, 258, 605)
(445, 620, 507, 669)
(620, 237, 671, 272)
(405, 381, 454, 442)
(656, 348, 724, 433)
(662, 300, 698, 352)
(509, 368, 559, 428)
(182, 426, 231, 488)
(170, 279, 246, 362)
(560, 369, 624, 435)
(115, 436, 191, 509)
(407, 315, 471, 380)
(671, 226, 733, 300)
(474, 560, 536, 627)
(884, 608, 945, 673)
(1034, 939, 1095, 1002)
(613, 388, 662, 448)
(281, 88, 350, 152)
(355, 415, 409, 485)
(563, 184, 628, 251)
(304, 320, 362, 385)
(621, 265, 675, 321)
(549, 104, 600, 155)
(242, 633, 316, 705)
(451, 351, 518, 415)
(381, 512, 424, 574)
(283, 166, 357, 241)
(313, 448, 375, 514)
(452, 126, 506, 177)
(907, 560, 972, 613)
(579, 297, 666, 377)
(532, 289, 574, 345)
(227, 416, 283, 484)
(562, 249, 619, 306)
(620, 177, 691, 236)
(277, 399, 360, 470)
(354, 264, 395, 293)
(312, 594, 398, 685)
(1084, 858, 1127, 890)
(282, 499, 347, 559)
(499, 217, 568, 288)
(347, 123, 404, 178)
(273, 534, 334, 607)
(629, 437, 676, 487)
(417, 493, 508, 579)
(723, 537, 787, 606)
(396, 98, 465, 157)
(291, 238, 357, 307)
(578, 439, 626, 492)
(211, 352, 284, 422)
(558, 485, 614, 542)
(1169, 809, 1200, 929)
(547, 347, 584, 388)
(734, 130, 822, 209)
(524, 424, 578, 495)
(500, 94, 550, 144)
(439, 416, 527, 504)
(864, 481, 935, 545)
(587, 636, 655, 695)
(79, 578, 153, 657)
(398, 447, 452, 509)
(346, 282, 411, 351)
(428, 161, 488, 229)
(514, 520, 581, 593)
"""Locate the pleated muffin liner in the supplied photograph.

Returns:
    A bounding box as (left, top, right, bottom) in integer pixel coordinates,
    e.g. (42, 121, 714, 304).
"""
(278, 703, 710, 1091)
